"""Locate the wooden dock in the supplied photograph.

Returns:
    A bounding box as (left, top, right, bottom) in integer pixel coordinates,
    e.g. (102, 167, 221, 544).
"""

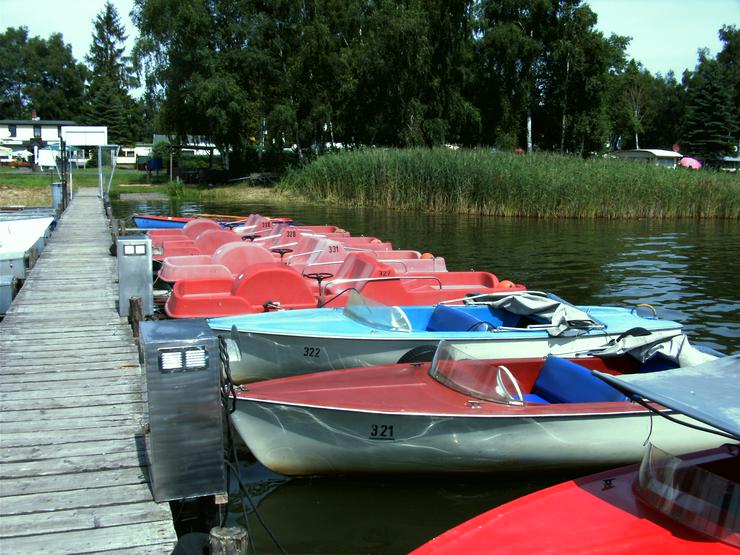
(0, 189, 178, 553)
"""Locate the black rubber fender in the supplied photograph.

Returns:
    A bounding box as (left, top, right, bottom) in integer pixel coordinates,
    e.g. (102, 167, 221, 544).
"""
(397, 344, 438, 364)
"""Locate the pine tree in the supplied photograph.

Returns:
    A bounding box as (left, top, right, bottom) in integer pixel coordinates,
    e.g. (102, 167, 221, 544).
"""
(84, 1, 140, 143)
(683, 58, 737, 160)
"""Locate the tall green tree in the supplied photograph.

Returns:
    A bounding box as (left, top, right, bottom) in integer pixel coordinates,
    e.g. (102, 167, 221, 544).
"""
(535, 1, 628, 153)
(85, 1, 140, 143)
(682, 56, 737, 160)
(716, 25, 740, 153)
(640, 70, 685, 150)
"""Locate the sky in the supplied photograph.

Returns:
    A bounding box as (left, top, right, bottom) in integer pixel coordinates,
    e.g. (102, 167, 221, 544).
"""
(1, 0, 738, 78)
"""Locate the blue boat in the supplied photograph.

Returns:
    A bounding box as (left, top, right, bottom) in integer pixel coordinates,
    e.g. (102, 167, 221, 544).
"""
(132, 214, 193, 229)
(209, 290, 712, 383)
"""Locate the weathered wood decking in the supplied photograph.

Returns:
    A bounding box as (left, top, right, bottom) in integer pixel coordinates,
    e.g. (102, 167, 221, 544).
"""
(0, 189, 177, 553)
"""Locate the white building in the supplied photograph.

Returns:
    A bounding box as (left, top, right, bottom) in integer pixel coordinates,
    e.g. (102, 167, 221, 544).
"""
(614, 149, 683, 169)
(0, 116, 77, 146)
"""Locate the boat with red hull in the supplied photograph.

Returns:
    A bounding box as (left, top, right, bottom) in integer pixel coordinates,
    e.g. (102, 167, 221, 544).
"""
(229, 343, 724, 476)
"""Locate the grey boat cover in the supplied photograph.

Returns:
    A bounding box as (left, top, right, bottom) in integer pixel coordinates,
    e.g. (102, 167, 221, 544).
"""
(588, 331, 716, 367)
(595, 355, 740, 440)
(470, 291, 599, 337)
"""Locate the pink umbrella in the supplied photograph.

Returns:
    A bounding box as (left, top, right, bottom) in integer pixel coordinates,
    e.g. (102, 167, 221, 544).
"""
(679, 157, 702, 169)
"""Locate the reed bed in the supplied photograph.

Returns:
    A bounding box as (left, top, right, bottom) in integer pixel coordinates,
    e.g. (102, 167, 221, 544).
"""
(278, 148, 740, 219)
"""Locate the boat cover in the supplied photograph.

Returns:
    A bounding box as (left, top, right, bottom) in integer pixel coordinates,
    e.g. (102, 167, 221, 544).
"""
(595, 355, 740, 440)
(468, 292, 600, 336)
(0, 217, 54, 260)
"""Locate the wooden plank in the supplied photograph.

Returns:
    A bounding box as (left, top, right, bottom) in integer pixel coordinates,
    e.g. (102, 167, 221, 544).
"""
(1, 425, 144, 448)
(2, 392, 143, 411)
(0, 329, 131, 341)
(1, 355, 141, 370)
(3, 346, 139, 361)
(0, 438, 143, 463)
(0, 402, 146, 423)
(0, 520, 176, 554)
(0, 449, 148, 479)
(0, 483, 157, 515)
(0, 363, 141, 378)
(1, 414, 140, 433)
(0, 368, 142, 385)
(0, 502, 172, 538)
(1, 383, 143, 401)
(2, 339, 135, 352)
(1, 466, 150, 496)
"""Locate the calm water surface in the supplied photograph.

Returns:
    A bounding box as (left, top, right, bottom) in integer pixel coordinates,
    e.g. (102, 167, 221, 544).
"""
(114, 196, 739, 554)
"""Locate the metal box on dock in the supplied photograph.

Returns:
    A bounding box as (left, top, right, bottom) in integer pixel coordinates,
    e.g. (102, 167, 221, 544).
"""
(117, 235, 153, 317)
(139, 319, 226, 502)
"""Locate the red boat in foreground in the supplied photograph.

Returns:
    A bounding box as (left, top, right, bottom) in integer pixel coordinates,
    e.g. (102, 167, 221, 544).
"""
(409, 355, 739, 554)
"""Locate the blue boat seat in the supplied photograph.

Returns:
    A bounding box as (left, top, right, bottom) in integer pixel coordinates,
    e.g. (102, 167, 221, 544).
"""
(531, 356, 628, 404)
(523, 393, 550, 404)
(426, 304, 495, 332)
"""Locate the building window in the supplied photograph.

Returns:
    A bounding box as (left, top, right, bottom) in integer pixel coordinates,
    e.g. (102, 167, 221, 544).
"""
(9, 124, 16, 137)
(33, 125, 41, 138)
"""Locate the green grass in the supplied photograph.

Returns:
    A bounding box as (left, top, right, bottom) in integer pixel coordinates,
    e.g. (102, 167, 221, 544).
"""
(0, 167, 204, 200)
(277, 148, 740, 219)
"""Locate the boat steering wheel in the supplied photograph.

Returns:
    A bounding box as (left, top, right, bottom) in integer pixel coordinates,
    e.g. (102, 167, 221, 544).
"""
(304, 272, 334, 285)
(496, 365, 524, 404)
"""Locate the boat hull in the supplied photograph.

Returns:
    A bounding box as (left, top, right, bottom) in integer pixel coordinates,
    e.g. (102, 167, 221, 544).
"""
(231, 398, 723, 475)
(224, 328, 682, 383)
(133, 215, 191, 229)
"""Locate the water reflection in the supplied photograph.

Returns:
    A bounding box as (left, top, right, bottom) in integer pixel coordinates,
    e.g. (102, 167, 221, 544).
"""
(114, 197, 738, 554)
(231, 450, 583, 555)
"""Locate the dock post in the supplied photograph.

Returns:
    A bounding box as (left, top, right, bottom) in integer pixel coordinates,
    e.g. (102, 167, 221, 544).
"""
(129, 296, 144, 337)
(209, 527, 249, 555)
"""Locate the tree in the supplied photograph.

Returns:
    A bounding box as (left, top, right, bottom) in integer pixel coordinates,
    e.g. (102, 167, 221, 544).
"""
(639, 71, 685, 150)
(0, 27, 28, 118)
(0, 27, 87, 120)
(682, 57, 737, 160)
(85, 1, 140, 142)
(716, 25, 740, 153)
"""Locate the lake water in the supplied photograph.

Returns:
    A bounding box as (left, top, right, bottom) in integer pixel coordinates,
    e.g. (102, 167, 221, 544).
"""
(114, 196, 739, 554)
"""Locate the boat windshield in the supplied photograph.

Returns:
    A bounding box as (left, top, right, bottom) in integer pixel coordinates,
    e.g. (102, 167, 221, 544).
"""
(636, 443, 739, 547)
(428, 341, 520, 405)
(343, 290, 412, 332)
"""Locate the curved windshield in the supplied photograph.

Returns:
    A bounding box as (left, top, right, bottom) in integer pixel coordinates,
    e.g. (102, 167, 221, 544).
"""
(428, 340, 519, 404)
(343, 290, 412, 332)
(636, 443, 739, 547)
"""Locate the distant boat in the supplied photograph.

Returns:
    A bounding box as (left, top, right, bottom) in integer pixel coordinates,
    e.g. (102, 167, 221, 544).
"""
(409, 355, 739, 554)
(229, 341, 723, 475)
(132, 213, 293, 229)
(132, 214, 192, 229)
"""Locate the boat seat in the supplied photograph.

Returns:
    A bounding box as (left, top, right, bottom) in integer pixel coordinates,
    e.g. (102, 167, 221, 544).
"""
(531, 356, 628, 404)
(523, 393, 550, 404)
(426, 304, 495, 332)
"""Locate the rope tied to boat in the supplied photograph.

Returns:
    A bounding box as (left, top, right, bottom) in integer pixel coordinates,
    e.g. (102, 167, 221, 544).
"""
(219, 335, 237, 414)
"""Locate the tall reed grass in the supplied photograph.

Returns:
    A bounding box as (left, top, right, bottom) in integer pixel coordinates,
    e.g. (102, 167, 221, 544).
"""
(277, 148, 740, 219)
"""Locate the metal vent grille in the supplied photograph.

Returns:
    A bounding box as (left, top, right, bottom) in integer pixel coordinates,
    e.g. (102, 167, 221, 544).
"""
(158, 347, 208, 373)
